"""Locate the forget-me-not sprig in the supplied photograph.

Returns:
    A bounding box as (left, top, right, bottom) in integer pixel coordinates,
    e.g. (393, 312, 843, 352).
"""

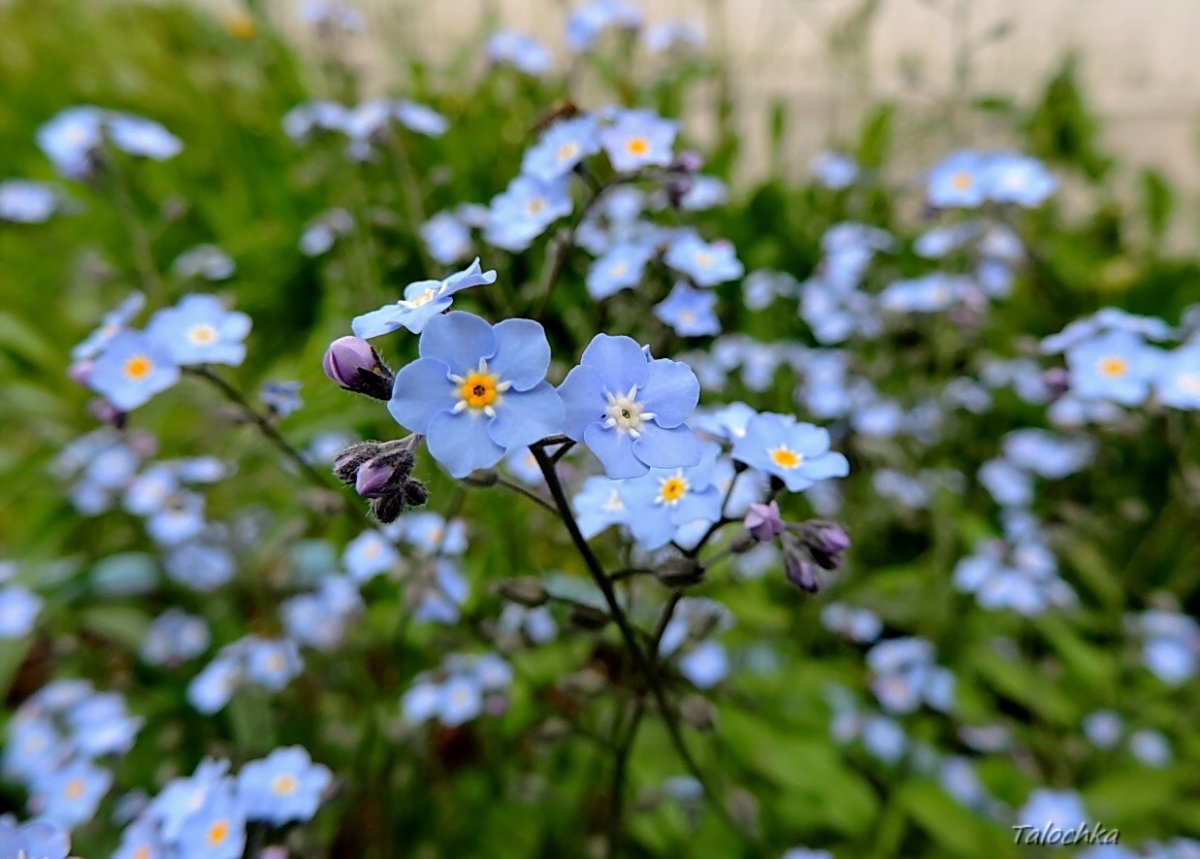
(237, 746, 332, 825)
(558, 334, 703, 479)
(352, 258, 497, 338)
(88, 329, 181, 411)
(389, 311, 564, 478)
(663, 232, 744, 286)
(484, 175, 573, 251)
(1066, 329, 1163, 406)
(521, 114, 601, 182)
(146, 294, 251, 367)
(599, 109, 677, 172)
(618, 442, 725, 550)
(732, 412, 850, 492)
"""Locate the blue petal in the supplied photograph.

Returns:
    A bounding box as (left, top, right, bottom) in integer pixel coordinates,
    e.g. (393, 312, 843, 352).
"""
(425, 410, 506, 478)
(627, 509, 676, 550)
(799, 451, 850, 482)
(388, 358, 455, 433)
(558, 364, 607, 440)
(419, 311, 497, 373)
(399, 298, 452, 333)
(633, 423, 704, 469)
(583, 424, 648, 479)
(442, 258, 497, 295)
(489, 318, 551, 391)
(790, 423, 832, 456)
(639, 358, 700, 428)
(352, 305, 404, 339)
(580, 333, 649, 393)
(487, 382, 564, 449)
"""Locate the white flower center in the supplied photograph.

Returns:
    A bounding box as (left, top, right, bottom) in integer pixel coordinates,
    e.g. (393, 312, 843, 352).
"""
(603, 386, 656, 438)
(188, 323, 217, 345)
(401, 286, 440, 309)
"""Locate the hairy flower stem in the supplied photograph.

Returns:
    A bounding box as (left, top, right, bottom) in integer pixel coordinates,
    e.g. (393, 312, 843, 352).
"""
(186, 366, 348, 500)
(530, 441, 760, 850)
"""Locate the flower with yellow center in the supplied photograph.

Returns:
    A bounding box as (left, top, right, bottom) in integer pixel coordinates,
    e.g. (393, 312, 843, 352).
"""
(694, 251, 712, 268)
(768, 445, 803, 469)
(1097, 356, 1128, 378)
(525, 196, 547, 216)
(450, 357, 512, 418)
(64, 778, 86, 800)
(123, 355, 153, 382)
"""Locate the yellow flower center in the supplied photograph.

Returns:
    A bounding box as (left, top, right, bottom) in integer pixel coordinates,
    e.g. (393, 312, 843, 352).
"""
(1179, 373, 1200, 393)
(657, 474, 689, 506)
(626, 136, 649, 156)
(64, 778, 86, 800)
(950, 171, 973, 190)
(272, 773, 299, 795)
(459, 372, 498, 409)
(526, 197, 546, 215)
(1098, 356, 1128, 378)
(207, 820, 230, 845)
(769, 446, 803, 469)
(602, 490, 625, 512)
(694, 251, 712, 268)
(679, 310, 696, 324)
(188, 323, 218, 345)
(133, 846, 151, 859)
(123, 355, 153, 381)
(610, 262, 628, 278)
(556, 142, 580, 163)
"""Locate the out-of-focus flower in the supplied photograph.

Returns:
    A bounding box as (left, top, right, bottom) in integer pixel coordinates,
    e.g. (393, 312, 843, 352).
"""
(600, 109, 677, 172)
(0, 180, 61, 223)
(146, 294, 251, 367)
(487, 30, 553, 75)
(88, 330, 180, 411)
(484, 175, 573, 251)
(521, 115, 600, 182)
(238, 746, 332, 825)
(654, 282, 720, 336)
(352, 259, 497, 337)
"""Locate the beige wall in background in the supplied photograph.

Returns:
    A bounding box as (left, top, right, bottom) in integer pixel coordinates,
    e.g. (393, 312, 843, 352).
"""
(197, 0, 1200, 198)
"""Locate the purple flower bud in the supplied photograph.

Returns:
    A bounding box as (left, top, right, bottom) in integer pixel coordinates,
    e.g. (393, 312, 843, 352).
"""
(322, 336, 394, 400)
(355, 457, 396, 498)
(671, 150, 705, 174)
(744, 501, 785, 542)
(798, 520, 850, 571)
(783, 538, 821, 593)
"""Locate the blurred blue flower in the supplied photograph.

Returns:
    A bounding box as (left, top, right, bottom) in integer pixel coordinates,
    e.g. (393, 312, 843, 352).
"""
(175, 786, 245, 859)
(299, 208, 353, 256)
(141, 609, 210, 665)
(1082, 709, 1124, 750)
(644, 21, 704, 52)
(810, 151, 860, 189)
(0, 818, 70, 859)
(0, 180, 60, 223)
(586, 242, 653, 300)
(880, 273, 967, 314)
(732, 412, 849, 492)
(927, 150, 990, 208)
(245, 638, 303, 691)
(437, 675, 484, 727)
(565, 0, 641, 52)
(34, 758, 112, 829)
(1017, 788, 1089, 831)
(343, 529, 399, 583)
(559, 334, 703, 478)
(37, 106, 105, 177)
(663, 232, 743, 286)
(107, 114, 183, 160)
(352, 258, 497, 337)
(521, 115, 600, 182)
(484, 175, 573, 251)
(678, 640, 728, 689)
(72, 291, 146, 361)
(163, 541, 232, 591)
(599, 109, 676, 172)
(655, 282, 720, 336)
(1155, 344, 1200, 409)
(392, 99, 449, 137)
(486, 30, 553, 75)
(146, 294, 251, 367)
(861, 714, 907, 763)
(987, 153, 1056, 206)
(0, 585, 42, 638)
(238, 746, 331, 825)
(390, 312, 564, 477)
(1067, 329, 1162, 406)
(573, 475, 631, 538)
(172, 244, 235, 281)
(420, 210, 473, 266)
(88, 330, 181, 411)
(187, 658, 240, 714)
(400, 512, 467, 554)
(677, 175, 728, 210)
(1129, 728, 1172, 768)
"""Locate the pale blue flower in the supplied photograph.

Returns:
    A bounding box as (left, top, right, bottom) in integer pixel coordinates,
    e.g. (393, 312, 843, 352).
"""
(599, 109, 676, 172)
(484, 175, 573, 251)
(88, 330, 181, 411)
(352, 259, 497, 337)
(732, 412, 849, 492)
(521, 115, 601, 182)
(586, 242, 653, 300)
(146, 294, 251, 366)
(558, 334, 703, 479)
(487, 30, 553, 75)
(389, 312, 564, 478)
(1067, 329, 1162, 406)
(654, 282, 720, 336)
(0, 180, 60, 223)
(663, 232, 743, 286)
(238, 746, 332, 825)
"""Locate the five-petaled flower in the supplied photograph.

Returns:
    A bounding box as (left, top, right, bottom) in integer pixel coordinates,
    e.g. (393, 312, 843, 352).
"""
(732, 412, 849, 492)
(558, 333, 703, 479)
(353, 258, 497, 338)
(88, 330, 181, 411)
(147, 294, 252, 366)
(389, 312, 564, 477)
